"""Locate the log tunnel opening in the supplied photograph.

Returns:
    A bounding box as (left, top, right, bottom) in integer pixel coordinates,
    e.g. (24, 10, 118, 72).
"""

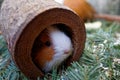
(31, 23, 73, 73)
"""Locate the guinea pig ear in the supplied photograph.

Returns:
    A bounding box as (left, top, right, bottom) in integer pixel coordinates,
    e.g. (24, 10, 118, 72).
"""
(46, 25, 58, 32)
(32, 40, 43, 53)
(32, 30, 49, 53)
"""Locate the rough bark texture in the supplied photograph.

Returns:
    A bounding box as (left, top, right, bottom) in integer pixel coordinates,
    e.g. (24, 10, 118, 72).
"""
(0, 0, 86, 79)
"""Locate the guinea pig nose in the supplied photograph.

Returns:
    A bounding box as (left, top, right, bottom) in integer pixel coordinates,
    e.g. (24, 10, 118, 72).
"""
(64, 50, 69, 54)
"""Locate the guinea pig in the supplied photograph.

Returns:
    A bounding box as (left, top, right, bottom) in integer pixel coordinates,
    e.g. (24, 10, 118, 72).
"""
(33, 26, 73, 73)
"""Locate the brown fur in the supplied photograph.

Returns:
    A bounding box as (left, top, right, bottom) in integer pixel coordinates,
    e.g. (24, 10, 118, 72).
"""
(33, 29, 54, 69)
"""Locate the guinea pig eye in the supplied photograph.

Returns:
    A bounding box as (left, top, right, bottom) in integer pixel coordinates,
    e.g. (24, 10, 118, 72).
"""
(45, 41, 51, 47)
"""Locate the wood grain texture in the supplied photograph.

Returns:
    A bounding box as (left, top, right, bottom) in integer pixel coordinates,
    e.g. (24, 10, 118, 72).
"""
(0, 0, 86, 79)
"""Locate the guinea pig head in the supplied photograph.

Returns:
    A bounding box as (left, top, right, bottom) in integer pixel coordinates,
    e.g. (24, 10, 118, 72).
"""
(33, 26, 73, 73)
(33, 29, 55, 71)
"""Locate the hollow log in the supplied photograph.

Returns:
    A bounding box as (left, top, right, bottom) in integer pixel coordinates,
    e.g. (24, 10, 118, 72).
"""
(0, 0, 86, 79)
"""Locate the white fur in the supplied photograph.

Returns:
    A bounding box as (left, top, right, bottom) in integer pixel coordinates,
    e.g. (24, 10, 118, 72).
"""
(54, 0, 64, 4)
(43, 27, 73, 72)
